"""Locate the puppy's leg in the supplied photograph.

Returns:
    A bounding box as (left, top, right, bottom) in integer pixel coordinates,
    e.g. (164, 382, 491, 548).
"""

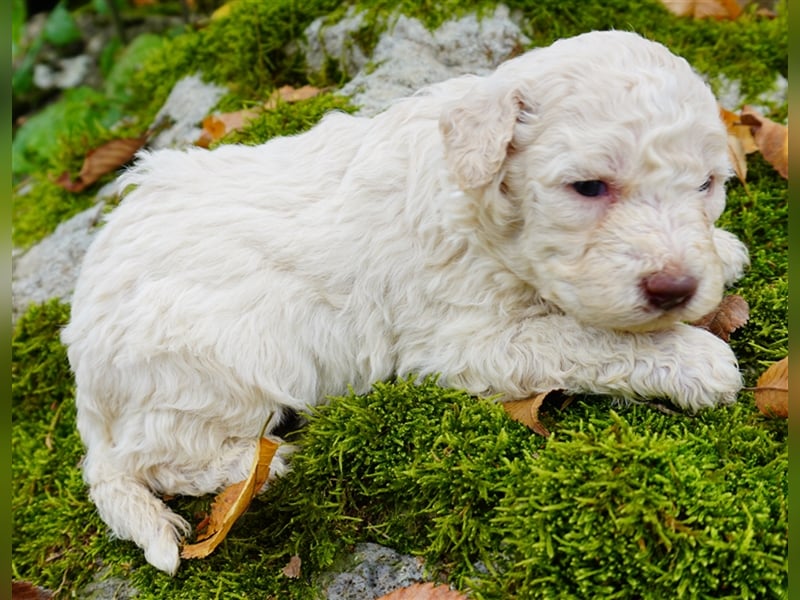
(148, 436, 295, 496)
(83, 449, 191, 575)
(448, 316, 741, 411)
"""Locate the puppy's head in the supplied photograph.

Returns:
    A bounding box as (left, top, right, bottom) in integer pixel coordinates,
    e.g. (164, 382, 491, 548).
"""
(440, 30, 749, 332)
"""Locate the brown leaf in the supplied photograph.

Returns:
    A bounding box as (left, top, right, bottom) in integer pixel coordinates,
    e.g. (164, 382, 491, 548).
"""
(690, 294, 749, 342)
(377, 582, 468, 600)
(720, 105, 758, 184)
(56, 135, 147, 193)
(181, 437, 280, 559)
(740, 106, 788, 179)
(753, 356, 788, 418)
(263, 85, 323, 110)
(502, 391, 561, 437)
(196, 109, 259, 147)
(12, 582, 54, 600)
(281, 554, 302, 578)
(660, 0, 741, 19)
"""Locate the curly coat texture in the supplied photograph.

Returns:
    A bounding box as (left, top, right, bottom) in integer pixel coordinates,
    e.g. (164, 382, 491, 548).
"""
(62, 31, 749, 574)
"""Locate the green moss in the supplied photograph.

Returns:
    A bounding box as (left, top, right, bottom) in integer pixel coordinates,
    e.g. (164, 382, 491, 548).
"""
(125, 0, 345, 120)
(219, 93, 355, 147)
(12, 0, 787, 597)
(717, 155, 788, 376)
(253, 379, 786, 598)
(13, 177, 97, 250)
(12, 300, 103, 591)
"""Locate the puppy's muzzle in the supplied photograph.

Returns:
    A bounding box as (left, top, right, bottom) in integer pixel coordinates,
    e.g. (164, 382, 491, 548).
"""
(642, 270, 698, 311)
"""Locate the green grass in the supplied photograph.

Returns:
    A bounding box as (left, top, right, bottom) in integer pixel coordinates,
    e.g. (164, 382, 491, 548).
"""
(11, 0, 787, 597)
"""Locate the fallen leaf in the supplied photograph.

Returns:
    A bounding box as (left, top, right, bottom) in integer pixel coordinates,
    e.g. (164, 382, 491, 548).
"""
(659, 0, 741, 19)
(753, 356, 788, 418)
(195, 86, 323, 146)
(740, 106, 788, 179)
(281, 554, 302, 578)
(11, 582, 53, 600)
(377, 582, 468, 600)
(720, 105, 757, 184)
(56, 135, 147, 192)
(690, 294, 749, 342)
(196, 109, 259, 147)
(502, 391, 563, 436)
(263, 84, 323, 110)
(181, 437, 280, 559)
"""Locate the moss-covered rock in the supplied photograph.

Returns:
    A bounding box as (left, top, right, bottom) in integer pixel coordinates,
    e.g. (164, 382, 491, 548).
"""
(11, 1, 787, 598)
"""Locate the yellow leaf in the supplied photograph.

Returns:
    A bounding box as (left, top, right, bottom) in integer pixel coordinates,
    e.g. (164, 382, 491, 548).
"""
(181, 437, 280, 559)
(740, 106, 789, 179)
(754, 356, 788, 418)
(719, 105, 756, 185)
(720, 106, 758, 154)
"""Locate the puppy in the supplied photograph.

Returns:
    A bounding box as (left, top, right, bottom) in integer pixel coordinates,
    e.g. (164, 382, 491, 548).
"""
(62, 30, 748, 574)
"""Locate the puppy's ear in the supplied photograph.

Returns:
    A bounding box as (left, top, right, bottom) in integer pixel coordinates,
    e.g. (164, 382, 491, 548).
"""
(440, 82, 524, 190)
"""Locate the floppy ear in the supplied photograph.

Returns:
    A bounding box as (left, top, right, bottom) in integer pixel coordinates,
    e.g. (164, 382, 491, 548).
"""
(439, 81, 524, 190)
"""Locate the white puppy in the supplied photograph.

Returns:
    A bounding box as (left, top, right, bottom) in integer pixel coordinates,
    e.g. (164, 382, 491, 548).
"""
(62, 30, 748, 574)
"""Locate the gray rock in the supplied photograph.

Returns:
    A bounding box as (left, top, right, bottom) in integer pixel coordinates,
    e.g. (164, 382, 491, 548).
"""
(12, 201, 106, 324)
(306, 4, 529, 116)
(714, 72, 788, 116)
(303, 7, 370, 79)
(321, 543, 427, 600)
(147, 74, 227, 150)
(80, 568, 139, 599)
(33, 54, 93, 90)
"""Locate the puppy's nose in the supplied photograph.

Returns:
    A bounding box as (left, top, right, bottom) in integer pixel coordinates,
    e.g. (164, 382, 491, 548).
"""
(642, 270, 698, 311)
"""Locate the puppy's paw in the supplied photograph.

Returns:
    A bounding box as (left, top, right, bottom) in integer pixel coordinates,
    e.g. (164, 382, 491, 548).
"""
(643, 324, 742, 411)
(143, 523, 183, 575)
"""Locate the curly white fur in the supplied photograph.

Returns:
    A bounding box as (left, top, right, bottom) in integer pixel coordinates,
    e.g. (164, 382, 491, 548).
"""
(62, 31, 748, 574)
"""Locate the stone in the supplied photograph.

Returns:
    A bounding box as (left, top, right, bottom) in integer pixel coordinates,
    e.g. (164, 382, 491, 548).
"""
(321, 543, 426, 600)
(12, 201, 106, 324)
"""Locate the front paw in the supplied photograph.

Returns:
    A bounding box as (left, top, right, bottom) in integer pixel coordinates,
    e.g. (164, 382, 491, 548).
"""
(640, 324, 742, 411)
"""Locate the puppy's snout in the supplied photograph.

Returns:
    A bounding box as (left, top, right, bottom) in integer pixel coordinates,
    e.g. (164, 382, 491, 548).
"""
(642, 270, 698, 311)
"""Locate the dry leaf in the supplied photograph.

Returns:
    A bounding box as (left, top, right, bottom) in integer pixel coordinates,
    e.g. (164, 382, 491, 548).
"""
(56, 135, 147, 192)
(196, 109, 259, 147)
(753, 356, 788, 418)
(195, 86, 323, 146)
(11, 582, 53, 600)
(690, 294, 749, 342)
(282, 554, 302, 578)
(263, 85, 323, 110)
(720, 105, 757, 184)
(377, 582, 468, 600)
(181, 437, 280, 559)
(660, 0, 741, 19)
(740, 106, 788, 179)
(502, 391, 562, 437)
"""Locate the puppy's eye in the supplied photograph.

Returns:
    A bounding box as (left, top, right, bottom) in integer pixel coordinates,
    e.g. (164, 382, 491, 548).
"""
(698, 176, 713, 193)
(572, 180, 609, 198)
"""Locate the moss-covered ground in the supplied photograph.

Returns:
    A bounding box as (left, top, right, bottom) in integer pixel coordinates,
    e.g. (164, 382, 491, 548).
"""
(12, 0, 787, 598)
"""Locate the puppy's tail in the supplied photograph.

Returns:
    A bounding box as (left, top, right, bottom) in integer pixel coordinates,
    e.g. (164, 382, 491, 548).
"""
(85, 456, 190, 575)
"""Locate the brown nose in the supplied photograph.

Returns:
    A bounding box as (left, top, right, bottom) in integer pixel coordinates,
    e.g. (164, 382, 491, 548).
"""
(642, 271, 698, 311)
